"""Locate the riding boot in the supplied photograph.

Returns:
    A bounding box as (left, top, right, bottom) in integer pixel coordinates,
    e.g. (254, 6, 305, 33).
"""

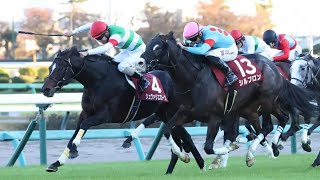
(207, 56, 238, 87)
(132, 72, 149, 92)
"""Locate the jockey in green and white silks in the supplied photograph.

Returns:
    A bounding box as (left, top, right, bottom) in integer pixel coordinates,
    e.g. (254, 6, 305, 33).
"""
(230, 29, 274, 60)
(65, 21, 148, 90)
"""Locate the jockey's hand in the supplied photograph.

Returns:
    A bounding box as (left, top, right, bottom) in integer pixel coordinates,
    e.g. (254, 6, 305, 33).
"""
(64, 31, 73, 37)
(177, 41, 187, 50)
(79, 51, 89, 58)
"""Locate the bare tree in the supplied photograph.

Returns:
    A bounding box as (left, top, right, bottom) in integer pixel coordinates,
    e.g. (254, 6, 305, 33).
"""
(22, 8, 57, 60)
(0, 21, 17, 59)
(138, 2, 185, 42)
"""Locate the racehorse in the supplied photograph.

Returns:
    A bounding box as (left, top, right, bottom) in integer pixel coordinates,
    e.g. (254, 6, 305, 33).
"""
(290, 53, 320, 166)
(41, 46, 205, 173)
(139, 32, 316, 167)
(271, 54, 320, 154)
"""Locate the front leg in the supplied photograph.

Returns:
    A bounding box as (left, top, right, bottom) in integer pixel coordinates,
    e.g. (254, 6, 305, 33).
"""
(163, 105, 191, 163)
(47, 108, 110, 173)
(122, 114, 159, 148)
(47, 111, 86, 172)
(204, 116, 221, 154)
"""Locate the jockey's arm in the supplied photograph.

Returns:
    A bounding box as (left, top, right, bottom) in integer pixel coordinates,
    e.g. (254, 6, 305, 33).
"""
(273, 40, 290, 61)
(245, 37, 255, 54)
(71, 23, 93, 35)
(88, 37, 119, 55)
(186, 39, 215, 55)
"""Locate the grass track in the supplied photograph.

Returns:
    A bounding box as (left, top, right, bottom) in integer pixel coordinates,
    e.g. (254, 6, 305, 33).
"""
(0, 154, 319, 180)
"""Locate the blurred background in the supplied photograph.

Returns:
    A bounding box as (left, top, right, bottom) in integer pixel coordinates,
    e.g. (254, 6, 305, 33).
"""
(0, 0, 319, 129)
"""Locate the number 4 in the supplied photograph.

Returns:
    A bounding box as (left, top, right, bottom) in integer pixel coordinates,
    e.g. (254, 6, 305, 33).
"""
(151, 76, 161, 93)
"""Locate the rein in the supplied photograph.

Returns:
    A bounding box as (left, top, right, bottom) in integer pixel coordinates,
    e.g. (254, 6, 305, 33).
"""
(49, 56, 86, 90)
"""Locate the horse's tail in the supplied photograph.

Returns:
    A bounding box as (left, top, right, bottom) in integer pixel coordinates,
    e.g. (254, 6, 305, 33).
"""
(277, 80, 317, 117)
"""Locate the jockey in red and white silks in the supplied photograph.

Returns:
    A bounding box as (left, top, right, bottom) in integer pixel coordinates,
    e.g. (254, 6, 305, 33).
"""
(263, 30, 302, 61)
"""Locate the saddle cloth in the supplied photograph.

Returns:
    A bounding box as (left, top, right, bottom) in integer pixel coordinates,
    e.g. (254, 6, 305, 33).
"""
(211, 55, 264, 91)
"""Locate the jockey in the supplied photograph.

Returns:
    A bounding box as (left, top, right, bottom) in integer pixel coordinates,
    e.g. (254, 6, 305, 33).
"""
(230, 29, 274, 60)
(178, 22, 238, 87)
(64, 20, 148, 91)
(263, 29, 302, 61)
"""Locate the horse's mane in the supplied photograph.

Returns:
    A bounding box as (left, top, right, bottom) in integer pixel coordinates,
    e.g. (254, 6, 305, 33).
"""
(163, 31, 206, 64)
(59, 46, 114, 62)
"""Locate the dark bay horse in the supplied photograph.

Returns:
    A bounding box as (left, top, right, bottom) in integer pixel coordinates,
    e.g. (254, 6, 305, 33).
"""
(139, 32, 316, 167)
(42, 46, 204, 173)
(290, 54, 320, 167)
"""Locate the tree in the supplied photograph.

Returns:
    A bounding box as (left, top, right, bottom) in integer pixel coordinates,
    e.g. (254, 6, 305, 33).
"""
(0, 21, 17, 59)
(22, 8, 57, 60)
(197, 0, 273, 37)
(58, 5, 100, 50)
(138, 2, 185, 43)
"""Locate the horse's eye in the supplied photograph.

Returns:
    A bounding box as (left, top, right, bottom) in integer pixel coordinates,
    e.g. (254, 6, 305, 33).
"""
(301, 67, 305, 71)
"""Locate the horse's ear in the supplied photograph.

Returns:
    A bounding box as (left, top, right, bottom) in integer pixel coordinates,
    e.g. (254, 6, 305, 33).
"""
(168, 31, 175, 38)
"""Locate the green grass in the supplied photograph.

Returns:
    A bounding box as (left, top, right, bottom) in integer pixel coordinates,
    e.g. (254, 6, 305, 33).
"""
(0, 154, 319, 180)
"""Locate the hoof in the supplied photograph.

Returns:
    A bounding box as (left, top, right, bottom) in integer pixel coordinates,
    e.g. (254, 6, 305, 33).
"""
(246, 157, 256, 167)
(272, 143, 280, 157)
(69, 150, 79, 159)
(181, 153, 190, 163)
(277, 144, 284, 150)
(302, 143, 312, 152)
(208, 163, 220, 170)
(208, 156, 222, 170)
(200, 164, 206, 172)
(311, 161, 320, 167)
(46, 162, 60, 172)
(230, 143, 240, 151)
(122, 142, 132, 148)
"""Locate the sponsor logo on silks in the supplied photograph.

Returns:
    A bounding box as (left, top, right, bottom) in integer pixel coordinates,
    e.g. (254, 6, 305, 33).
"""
(141, 74, 168, 102)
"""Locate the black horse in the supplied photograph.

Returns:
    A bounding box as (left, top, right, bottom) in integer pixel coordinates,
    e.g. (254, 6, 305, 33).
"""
(290, 54, 320, 167)
(42, 46, 204, 173)
(139, 32, 316, 167)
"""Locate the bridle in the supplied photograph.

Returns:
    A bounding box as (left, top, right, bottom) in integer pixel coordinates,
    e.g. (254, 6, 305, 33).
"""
(47, 55, 86, 90)
(143, 39, 177, 72)
(291, 59, 320, 88)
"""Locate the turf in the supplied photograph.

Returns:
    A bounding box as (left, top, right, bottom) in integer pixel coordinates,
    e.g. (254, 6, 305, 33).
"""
(0, 154, 319, 180)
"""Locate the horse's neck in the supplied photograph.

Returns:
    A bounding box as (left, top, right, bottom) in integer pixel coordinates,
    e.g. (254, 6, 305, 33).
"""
(173, 52, 208, 87)
(311, 59, 320, 82)
(75, 60, 120, 88)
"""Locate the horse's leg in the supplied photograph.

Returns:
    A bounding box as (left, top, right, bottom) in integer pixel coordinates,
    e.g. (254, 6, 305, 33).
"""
(281, 108, 301, 142)
(243, 120, 258, 141)
(122, 114, 159, 148)
(301, 115, 320, 152)
(165, 126, 183, 174)
(271, 108, 289, 156)
(209, 113, 239, 170)
(166, 152, 179, 174)
(162, 105, 190, 163)
(312, 150, 320, 167)
(178, 125, 205, 171)
(246, 112, 263, 167)
(260, 113, 275, 159)
(165, 125, 205, 174)
(46, 111, 86, 172)
(204, 117, 221, 155)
